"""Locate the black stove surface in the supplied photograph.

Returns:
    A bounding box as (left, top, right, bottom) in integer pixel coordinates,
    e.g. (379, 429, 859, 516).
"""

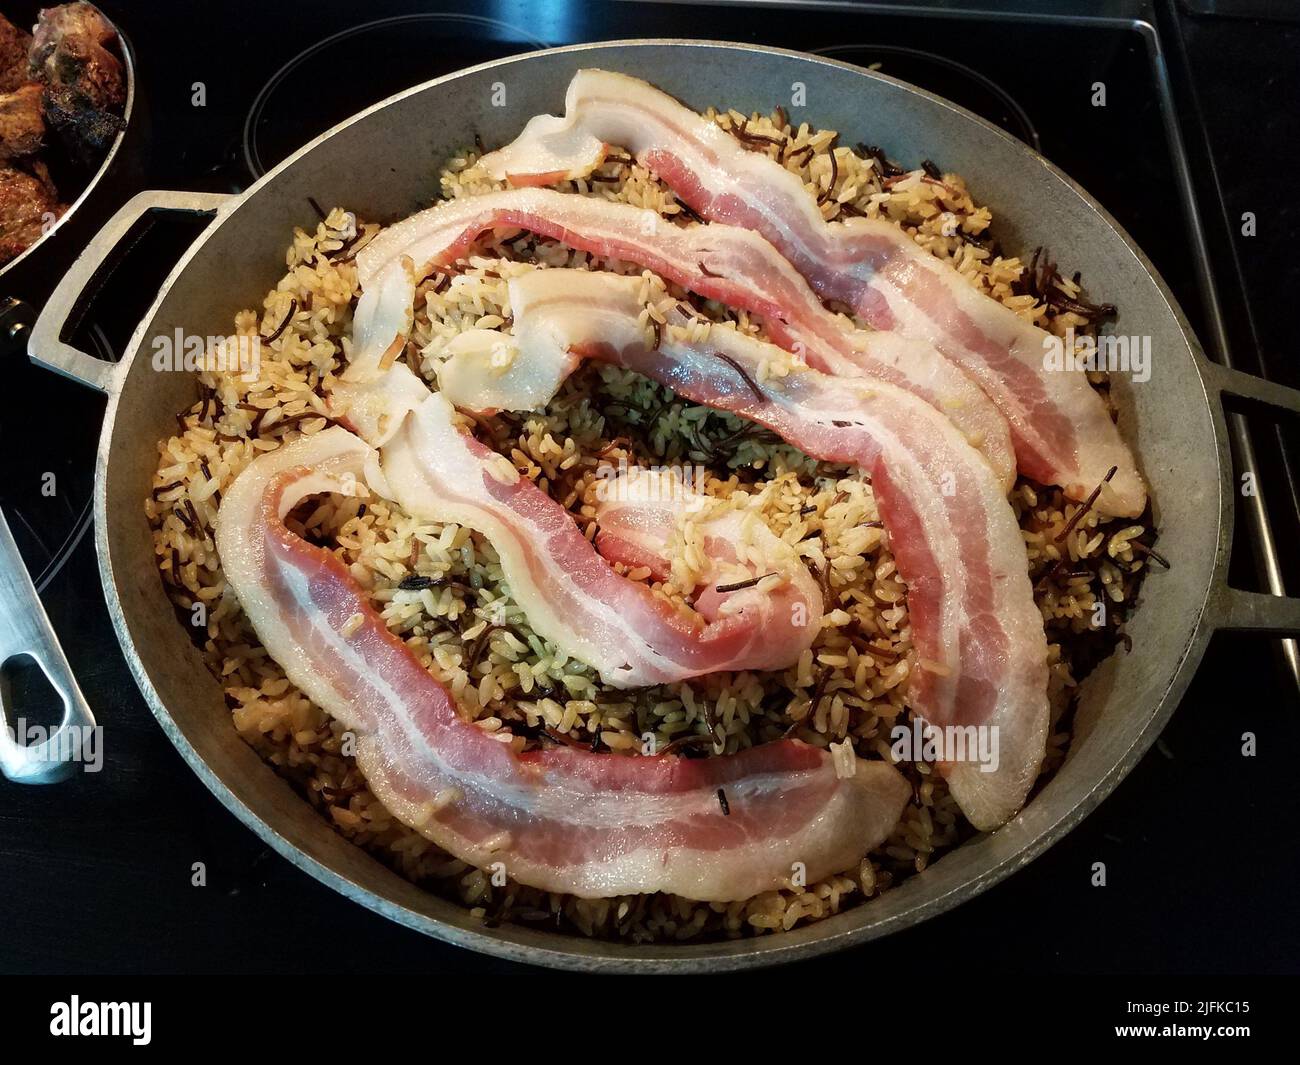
(1, 0, 1296, 976)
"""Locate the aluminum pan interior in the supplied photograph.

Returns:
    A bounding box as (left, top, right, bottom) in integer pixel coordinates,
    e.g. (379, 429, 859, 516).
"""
(92, 41, 1227, 971)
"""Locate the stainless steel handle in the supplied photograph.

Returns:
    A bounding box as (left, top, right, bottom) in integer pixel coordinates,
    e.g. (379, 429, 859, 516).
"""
(11, 188, 229, 780)
(28, 188, 231, 393)
(1205, 360, 1300, 636)
(0, 507, 97, 783)
(1210, 359, 1300, 418)
(1215, 587, 1300, 635)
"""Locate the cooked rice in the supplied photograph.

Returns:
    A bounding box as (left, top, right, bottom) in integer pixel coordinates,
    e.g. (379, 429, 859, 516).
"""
(146, 106, 1157, 942)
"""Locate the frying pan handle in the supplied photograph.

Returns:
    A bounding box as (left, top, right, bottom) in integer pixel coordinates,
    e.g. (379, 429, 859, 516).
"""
(0, 507, 97, 783)
(1214, 588, 1300, 635)
(1208, 359, 1300, 418)
(28, 189, 232, 393)
(1203, 360, 1300, 635)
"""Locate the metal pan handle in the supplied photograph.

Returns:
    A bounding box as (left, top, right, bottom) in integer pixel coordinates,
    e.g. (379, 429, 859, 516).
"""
(9, 188, 230, 782)
(1203, 360, 1300, 636)
(28, 189, 231, 393)
(0, 507, 97, 783)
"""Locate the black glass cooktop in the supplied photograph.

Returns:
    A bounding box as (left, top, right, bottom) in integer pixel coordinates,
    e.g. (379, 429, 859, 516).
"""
(1, 0, 1296, 976)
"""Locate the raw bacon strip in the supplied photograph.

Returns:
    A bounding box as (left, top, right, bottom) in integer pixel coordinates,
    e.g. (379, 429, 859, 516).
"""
(350, 187, 1015, 486)
(443, 269, 1049, 828)
(215, 427, 910, 899)
(332, 365, 822, 687)
(479, 69, 1146, 516)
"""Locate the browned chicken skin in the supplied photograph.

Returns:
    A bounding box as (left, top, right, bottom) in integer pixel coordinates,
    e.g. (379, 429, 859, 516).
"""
(29, 2, 125, 161)
(0, 160, 63, 261)
(0, 82, 46, 159)
(0, 11, 32, 92)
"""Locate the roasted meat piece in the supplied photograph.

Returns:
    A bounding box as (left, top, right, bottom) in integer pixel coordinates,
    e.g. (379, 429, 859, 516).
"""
(0, 83, 46, 159)
(0, 161, 64, 262)
(29, 2, 125, 162)
(0, 12, 32, 92)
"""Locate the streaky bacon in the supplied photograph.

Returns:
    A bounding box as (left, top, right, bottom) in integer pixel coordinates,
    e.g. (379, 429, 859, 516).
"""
(479, 68, 1146, 517)
(215, 427, 910, 898)
(332, 366, 822, 687)
(349, 186, 1015, 486)
(441, 269, 1049, 829)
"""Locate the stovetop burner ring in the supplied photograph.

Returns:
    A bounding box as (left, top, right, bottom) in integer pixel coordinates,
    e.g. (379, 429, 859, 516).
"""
(811, 43, 1040, 151)
(242, 13, 550, 180)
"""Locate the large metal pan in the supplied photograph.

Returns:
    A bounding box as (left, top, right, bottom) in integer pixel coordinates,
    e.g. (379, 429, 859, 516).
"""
(14, 40, 1300, 971)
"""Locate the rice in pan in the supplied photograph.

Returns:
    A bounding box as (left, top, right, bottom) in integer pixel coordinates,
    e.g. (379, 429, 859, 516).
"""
(146, 104, 1158, 941)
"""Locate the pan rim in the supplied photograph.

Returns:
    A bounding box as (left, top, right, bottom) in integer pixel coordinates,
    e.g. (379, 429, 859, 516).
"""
(90, 38, 1230, 971)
